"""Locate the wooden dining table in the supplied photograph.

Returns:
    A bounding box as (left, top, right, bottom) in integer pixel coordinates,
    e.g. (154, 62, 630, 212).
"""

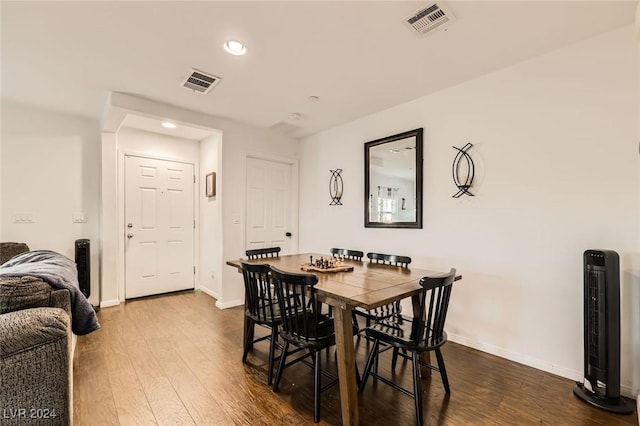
(226, 253, 461, 426)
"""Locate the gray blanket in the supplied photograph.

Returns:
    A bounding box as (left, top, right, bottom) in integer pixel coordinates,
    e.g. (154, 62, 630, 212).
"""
(0, 250, 100, 335)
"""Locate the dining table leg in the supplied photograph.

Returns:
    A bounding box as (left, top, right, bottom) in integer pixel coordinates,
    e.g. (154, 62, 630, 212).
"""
(333, 304, 359, 426)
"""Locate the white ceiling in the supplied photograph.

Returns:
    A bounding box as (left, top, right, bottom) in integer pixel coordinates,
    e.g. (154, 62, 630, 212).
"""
(1, 1, 636, 139)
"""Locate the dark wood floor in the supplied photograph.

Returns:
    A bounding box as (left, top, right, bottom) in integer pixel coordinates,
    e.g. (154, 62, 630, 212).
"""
(73, 291, 637, 425)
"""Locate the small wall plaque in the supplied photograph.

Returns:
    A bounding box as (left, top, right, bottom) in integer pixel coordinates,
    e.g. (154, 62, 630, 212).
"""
(206, 172, 216, 197)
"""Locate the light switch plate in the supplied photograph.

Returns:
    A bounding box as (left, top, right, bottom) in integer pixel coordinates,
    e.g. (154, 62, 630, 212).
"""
(13, 213, 34, 223)
(72, 212, 87, 223)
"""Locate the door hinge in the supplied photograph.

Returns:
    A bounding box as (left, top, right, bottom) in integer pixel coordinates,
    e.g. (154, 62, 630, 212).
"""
(193, 266, 196, 275)
(193, 175, 196, 183)
(193, 220, 196, 229)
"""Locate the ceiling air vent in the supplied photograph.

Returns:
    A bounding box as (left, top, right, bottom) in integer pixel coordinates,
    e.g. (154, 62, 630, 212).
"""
(180, 69, 221, 94)
(403, 3, 456, 36)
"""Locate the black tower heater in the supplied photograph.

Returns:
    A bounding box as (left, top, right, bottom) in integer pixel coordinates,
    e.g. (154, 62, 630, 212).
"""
(75, 239, 90, 298)
(573, 249, 633, 414)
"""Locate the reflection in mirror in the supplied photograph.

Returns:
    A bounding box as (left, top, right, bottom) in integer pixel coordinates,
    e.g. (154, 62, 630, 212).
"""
(365, 128, 423, 228)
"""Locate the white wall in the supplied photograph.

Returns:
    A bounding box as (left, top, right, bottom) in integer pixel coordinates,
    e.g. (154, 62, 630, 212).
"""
(299, 25, 640, 396)
(1, 95, 299, 316)
(217, 121, 300, 308)
(1, 102, 101, 305)
(199, 131, 222, 298)
(635, 0, 640, 408)
(100, 93, 299, 309)
(117, 127, 201, 161)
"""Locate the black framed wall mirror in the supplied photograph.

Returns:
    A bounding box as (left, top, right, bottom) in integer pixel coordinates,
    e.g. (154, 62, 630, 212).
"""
(364, 128, 423, 229)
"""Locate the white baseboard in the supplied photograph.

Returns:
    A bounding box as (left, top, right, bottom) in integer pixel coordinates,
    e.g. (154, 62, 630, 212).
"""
(215, 298, 243, 310)
(620, 384, 637, 400)
(197, 285, 218, 300)
(447, 333, 638, 399)
(99, 299, 120, 308)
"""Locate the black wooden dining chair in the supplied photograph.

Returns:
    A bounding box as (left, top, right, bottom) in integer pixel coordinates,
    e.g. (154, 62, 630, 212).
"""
(330, 248, 364, 261)
(270, 266, 354, 423)
(353, 253, 412, 333)
(239, 261, 281, 385)
(246, 247, 281, 259)
(358, 268, 457, 426)
(367, 252, 412, 267)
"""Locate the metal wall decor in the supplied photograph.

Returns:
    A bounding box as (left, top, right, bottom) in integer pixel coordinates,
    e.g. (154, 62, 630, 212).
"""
(452, 143, 475, 198)
(329, 169, 343, 205)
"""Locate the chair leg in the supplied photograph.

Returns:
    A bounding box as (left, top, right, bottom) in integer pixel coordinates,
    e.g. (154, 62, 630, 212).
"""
(313, 350, 321, 423)
(351, 311, 358, 325)
(352, 312, 361, 340)
(242, 318, 255, 363)
(391, 347, 399, 371)
(411, 351, 424, 426)
(273, 341, 289, 392)
(267, 326, 278, 386)
(435, 348, 451, 394)
(358, 339, 380, 393)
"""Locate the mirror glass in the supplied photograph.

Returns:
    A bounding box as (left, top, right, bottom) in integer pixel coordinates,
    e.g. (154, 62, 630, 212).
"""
(365, 128, 423, 228)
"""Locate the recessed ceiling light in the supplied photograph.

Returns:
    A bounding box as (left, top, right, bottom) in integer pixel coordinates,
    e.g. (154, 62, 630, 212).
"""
(223, 40, 247, 56)
(289, 113, 301, 121)
(308, 95, 320, 102)
(162, 121, 177, 129)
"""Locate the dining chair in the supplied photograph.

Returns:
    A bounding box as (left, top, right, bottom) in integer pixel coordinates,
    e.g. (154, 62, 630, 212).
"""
(367, 252, 412, 267)
(270, 266, 355, 423)
(246, 247, 281, 259)
(239, 261, 281, 385)
(353, 253, 412, 334)
(358, 268, 457, 426)
(330, 248, 364, 261)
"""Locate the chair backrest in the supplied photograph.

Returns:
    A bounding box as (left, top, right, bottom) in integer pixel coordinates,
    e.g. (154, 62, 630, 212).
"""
(412, 268, 457, 346)
(240, 261, 278, 323)
(0, 242, 30, 265)
(270, 266, 331, 347)
(246, 247, 281, 260)
(367, 252, 412, 267)
(330, 248, 364, 261)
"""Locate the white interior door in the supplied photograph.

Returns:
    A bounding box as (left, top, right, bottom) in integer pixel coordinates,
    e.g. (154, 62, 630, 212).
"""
(246, 157, 293, 253)
(125, 155, 195, 299)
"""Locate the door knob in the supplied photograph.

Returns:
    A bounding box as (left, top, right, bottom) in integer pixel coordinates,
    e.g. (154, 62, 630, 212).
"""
(127, 233, 134, 239)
